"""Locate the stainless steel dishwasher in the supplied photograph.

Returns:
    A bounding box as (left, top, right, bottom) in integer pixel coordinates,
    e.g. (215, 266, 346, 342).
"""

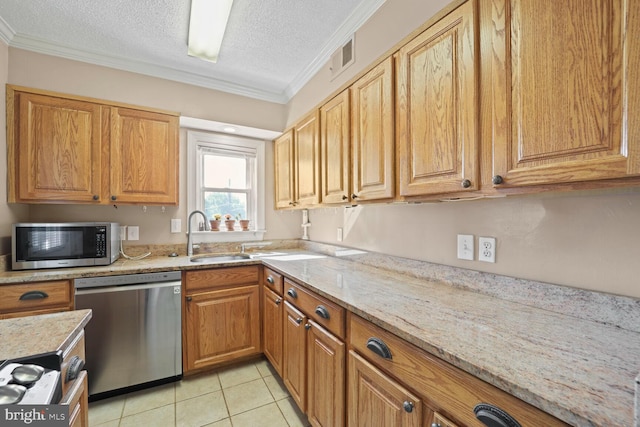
(75, 271, 182, 400)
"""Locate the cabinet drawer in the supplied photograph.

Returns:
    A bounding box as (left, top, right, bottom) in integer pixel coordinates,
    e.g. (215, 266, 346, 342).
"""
(185, 266, 259, 293)
(349, 314, 568, 427)
(263, 267, 283, 295)
(284, 279, 345, 339)
(0, 281, 72, 315)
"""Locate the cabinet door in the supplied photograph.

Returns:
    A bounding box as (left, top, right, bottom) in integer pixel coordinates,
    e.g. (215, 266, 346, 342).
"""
(397, 1, 478, 196)
(263, 287, 284, 376)
(110, 107, 179, 204)
(307, 320, 345, 427)
(295, 111, 321, 206)
(274, 129, 296, 208)
(491, 0, 640, 187)
(10, 91, 104, 203)
(185, 285, 261, 371)
(348, 351, 421, 427)
(60, 370, 88, 427)
(321, 90, 351, 204)
(283, 301, 308, 412)
(351, 57, 395, 201)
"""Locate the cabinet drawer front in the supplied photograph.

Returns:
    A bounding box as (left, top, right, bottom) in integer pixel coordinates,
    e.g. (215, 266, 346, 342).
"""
(349, 314, 568, 427)
(0, 281, 72, 314)
(185, 266, 259, 292)
(284, 279, 345, 339)
(263, 267, 283, 295)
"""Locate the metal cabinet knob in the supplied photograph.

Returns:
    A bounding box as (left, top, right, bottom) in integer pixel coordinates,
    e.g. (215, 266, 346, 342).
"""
(305, 323, 311, 330)
(295, 317, 303, 325)
(92, 195, 99, 201)
(275, 298, 282, 305)
(351, 193, 358, 199)
(492, 175, 504, 185)
(342, 195, 348, 200)
(461, 179, 471, 188)
(366, 337, 392, 359)
(287, 288, 298, 299)
(431, 424, 442, 427)
(266, 276, 275, 284)
(314, 305, 330, 319)
(186, 296, 192, 302)
(110, 195, 117, 201)
(288, 201, 297, 206)
(403, 401, 414, 413)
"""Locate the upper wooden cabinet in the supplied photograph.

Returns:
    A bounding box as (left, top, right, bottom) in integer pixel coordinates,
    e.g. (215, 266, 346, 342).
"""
(351, 57, 395, 201)
(110, 107, 178, 204)
(6, 86, 179, 205)
(397, 0, 478, 196)
(294, 110, 321, 206)
(274, 129, 296, 209)
(490, 0, 640, 187)
(320, 90, 351, 204)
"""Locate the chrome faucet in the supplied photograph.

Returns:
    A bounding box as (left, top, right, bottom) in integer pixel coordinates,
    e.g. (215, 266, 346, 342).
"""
(187, 210, 210, 256)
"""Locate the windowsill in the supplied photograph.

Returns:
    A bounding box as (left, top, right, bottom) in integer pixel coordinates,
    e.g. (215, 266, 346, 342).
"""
(187, 230, 266, 243)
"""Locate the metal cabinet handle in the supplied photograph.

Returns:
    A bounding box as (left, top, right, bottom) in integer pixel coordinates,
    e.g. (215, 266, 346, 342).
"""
(266, 276, 275, 284)
(287, 288, 298, 299)
(19, 291, 48, 301)
(65, 356, 85, 383)
(474, 403, 521, 427)
(314, 305, 330, 319)
(295, 317, 303, 325)
(492, 175, 504, 185)
(366, 337, 392, 359)
(461, 179, 471, 188)
(275, 298, 282, 305)
(403, 401, 414, 413)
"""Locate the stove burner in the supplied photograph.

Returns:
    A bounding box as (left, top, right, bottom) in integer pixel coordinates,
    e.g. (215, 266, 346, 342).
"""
(11, 364, 45, 386)
(0, 384, 27, 405)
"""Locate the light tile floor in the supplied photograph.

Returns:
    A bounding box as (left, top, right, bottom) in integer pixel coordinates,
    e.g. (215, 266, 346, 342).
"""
(88, 358, 310, 427)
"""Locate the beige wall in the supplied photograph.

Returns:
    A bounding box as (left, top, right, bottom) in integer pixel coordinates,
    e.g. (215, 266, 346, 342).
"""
(4, 49, 302, 248)
(285, 0, 640, 299)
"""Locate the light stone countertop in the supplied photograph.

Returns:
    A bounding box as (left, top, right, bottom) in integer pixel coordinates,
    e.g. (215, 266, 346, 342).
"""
(0, 247, 637, 426)
(0, 309, 92, 361)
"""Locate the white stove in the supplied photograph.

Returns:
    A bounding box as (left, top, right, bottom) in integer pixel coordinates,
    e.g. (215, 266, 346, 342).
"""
(0, 353, 62, 405)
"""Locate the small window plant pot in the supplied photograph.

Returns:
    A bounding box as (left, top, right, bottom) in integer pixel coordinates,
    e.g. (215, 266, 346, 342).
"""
(209, 220, 221, 231)
(225, 220, 236, 231)
(239, 220, 250, 231)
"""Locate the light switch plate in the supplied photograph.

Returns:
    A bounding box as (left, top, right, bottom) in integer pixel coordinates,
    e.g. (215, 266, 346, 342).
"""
(457, 234, 474, 260)
(127, 226, 139, 241)
(171, 218, 181, 233)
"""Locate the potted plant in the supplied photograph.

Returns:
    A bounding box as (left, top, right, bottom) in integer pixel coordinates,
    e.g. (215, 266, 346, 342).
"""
(224, 214, 236, 231)
(209, 214, 221, 231)
(237, 214, 250, 231)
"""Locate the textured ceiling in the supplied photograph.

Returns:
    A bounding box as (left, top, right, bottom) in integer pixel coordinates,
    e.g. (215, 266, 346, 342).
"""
(0, 0, 385, 103)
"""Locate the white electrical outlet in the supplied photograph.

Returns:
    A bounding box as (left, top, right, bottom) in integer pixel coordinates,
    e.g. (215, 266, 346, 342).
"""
(127, 226, 140, 241)
(171, 218, 181, 233)
(457, 234, 474, 260)
(479, 237, 496, 263)
(337, 227, 343, 242)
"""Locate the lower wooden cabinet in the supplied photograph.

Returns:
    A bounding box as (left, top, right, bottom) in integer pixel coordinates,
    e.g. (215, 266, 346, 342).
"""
(348, 350, 422, 427)
(283, 301, 308, 411)
(0, 280, 73, 319)
(183, 267, 261, 372)
(62, 370, 88, 427)
(263, 287, 284, 376)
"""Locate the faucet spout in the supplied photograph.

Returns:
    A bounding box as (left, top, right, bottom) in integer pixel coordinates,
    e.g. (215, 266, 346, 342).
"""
(187, 210, 210, 256)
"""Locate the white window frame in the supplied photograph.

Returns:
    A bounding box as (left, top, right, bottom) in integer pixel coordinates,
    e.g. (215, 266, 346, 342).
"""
(187, 129, 266, 243)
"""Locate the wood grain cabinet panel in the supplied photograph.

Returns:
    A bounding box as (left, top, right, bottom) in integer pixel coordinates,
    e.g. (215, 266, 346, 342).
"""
(0, 280, 73, 319)
(274, 129, 296, 208)
(351, 57, 395, 201)
(294, 111, 321, 206)
(110, 107, 178, 204)
(397, 0, 478, 196)
(320, 90, 351, 204)
(283, 301, 308, 412)
(491, 0, 640, 187)
(263, 287, 284, 376)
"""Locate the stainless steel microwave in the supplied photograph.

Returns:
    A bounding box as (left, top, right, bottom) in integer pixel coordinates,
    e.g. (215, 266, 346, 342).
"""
(12, 222, 120, 270)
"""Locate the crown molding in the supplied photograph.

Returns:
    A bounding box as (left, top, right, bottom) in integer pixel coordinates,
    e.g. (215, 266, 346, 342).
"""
(0, 15, 15, 45)
(284, 0, 386, 100)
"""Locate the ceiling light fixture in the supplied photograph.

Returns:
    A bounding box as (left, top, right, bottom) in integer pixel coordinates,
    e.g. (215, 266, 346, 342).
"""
(188, 0, 234, 63)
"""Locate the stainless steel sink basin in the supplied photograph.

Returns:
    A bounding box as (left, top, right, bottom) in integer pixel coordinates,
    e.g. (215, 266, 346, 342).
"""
(190, 254, 251, 263)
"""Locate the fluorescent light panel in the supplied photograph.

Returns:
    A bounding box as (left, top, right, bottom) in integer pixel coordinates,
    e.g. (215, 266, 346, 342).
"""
(188, 0, 234, 63)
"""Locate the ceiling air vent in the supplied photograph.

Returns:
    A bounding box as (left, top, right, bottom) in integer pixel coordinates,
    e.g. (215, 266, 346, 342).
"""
(330, 35, 355, 80)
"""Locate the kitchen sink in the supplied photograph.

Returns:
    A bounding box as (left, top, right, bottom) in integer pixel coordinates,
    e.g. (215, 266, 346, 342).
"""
(190, 254, 251, 263)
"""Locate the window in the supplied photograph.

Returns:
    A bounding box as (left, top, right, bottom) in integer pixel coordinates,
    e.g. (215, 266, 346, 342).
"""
(187, 130, 266, 242)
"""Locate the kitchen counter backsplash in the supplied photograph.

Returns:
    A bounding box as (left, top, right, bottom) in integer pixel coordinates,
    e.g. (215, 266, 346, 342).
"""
(298, 241, 640, 334)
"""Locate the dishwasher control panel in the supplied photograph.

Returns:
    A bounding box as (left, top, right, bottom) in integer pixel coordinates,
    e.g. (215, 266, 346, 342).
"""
(75, 271, 182, 289)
